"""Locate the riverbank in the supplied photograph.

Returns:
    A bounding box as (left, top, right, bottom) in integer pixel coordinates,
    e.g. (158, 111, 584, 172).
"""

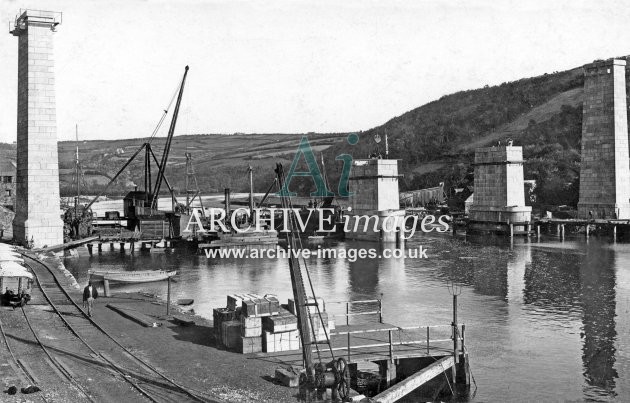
(2, 252, 302, 403)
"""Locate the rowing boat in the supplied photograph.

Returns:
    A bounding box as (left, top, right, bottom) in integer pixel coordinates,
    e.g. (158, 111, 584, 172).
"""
(88, 269, 177, 283)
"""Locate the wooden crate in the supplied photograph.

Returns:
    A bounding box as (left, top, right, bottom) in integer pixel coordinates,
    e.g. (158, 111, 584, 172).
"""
(237, 336, 263, 354)
(241, 315, 262, 337)
(263, 330, 301, 353)
(213, 308, 238, 336)
(262, 308, 298, 333)
(221, 320, 241, 350)
(227, 293, 260, 311)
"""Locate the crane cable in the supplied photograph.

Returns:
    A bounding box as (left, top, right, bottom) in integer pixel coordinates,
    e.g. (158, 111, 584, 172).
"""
(147, 80, 181, 145)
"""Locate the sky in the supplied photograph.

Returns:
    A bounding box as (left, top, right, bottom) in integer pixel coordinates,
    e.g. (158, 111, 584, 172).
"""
(1, 0, 630, 142)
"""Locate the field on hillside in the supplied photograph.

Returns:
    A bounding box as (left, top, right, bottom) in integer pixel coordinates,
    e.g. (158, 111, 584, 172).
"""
(5, 56, 630, 209)
(55, 132, 349, 197)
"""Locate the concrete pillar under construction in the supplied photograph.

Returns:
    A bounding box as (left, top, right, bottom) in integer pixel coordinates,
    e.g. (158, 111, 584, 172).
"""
(577, 59, 630, 219)
(10, 10, 64, 248)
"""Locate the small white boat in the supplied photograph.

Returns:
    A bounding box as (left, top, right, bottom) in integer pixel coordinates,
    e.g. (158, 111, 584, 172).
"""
(88, 269, 176, 283)
(307, 235, 325, 241)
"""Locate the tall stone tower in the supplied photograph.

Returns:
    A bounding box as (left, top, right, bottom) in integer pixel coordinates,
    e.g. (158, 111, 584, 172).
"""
(10, 10, 64, 248)
(578, 59, 630, 219)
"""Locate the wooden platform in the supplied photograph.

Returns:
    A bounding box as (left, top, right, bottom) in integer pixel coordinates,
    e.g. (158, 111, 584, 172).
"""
(252, 322, 461, 366)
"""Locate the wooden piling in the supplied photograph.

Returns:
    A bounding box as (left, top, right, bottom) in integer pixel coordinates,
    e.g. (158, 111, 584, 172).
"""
(103, 279, 111, 297)
(166, 276, 171, 316)
(98, 243, 102, 253)
(537, 224, 541, 238)
(379, 293, 383, 323)
(509, 223, 514, 238)
(452, 294, 458, 382)
(614, 226, 617, 242)
(87, 244, 93, 256)
(119, 243, 125, 252)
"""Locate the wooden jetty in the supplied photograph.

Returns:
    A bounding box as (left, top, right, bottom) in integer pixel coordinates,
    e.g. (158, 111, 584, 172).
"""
(450, 215, 630, 241)
(252, 299, 470, 399)
(198, 229, 279, 251)
(534, 217, 630, 241)
(84, 235, 177, 256)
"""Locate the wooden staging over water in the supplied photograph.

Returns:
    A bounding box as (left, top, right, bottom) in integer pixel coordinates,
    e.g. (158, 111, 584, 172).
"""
(252, 317, 470, 398)
(253, 322, 463, 366)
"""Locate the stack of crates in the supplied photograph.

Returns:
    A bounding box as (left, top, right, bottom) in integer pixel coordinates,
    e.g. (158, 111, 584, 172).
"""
(214, 293, 280, 354)
(262, 308, 300, 353)
(213, 294, 334, 354)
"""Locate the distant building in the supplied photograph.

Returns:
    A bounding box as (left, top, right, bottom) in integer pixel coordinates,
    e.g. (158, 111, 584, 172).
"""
(464, 194, 474, 214)
(0, 159, 16, 210)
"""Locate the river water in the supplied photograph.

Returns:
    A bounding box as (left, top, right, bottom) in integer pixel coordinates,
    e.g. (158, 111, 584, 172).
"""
(64, 233, 630, 402)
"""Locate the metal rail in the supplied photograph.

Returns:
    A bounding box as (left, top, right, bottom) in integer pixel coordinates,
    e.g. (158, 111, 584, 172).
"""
(22, 258, 159, 402)
(21, 254, 215, 403)
(327, 298, 384, 324)
(329, 324, 465, 364)
(19, 306, 97, 403)
(0, 317, 48, 402)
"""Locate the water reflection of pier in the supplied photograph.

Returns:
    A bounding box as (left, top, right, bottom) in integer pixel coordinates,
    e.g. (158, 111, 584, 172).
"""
(469, 239, 623, 399)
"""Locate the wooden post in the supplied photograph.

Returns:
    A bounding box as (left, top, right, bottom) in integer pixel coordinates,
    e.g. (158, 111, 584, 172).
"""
(452, 294, 458, 383)
(18, 278, 23, 293)
(509, 223, 514, 238)
(98, 243, 102, 253)
(109, 242, 114, 250)
(346, 302, 350, 326)
(87, 244, 93, 256)
(561, 224, 565, 241)
(120, 243, 125, 252)
(388, 330, 393, 362)
(426, 326, 430, 355)
(461, 324, 466, 352)
(379, 293, 383, 323)
(586, 224, 590, 237)
(537, 224, 540, 238)
(0, 277, 3, 293)
(347, 333, 351, 362)
(103, 279, 111, 297)
(167, 276, 171, 316)
(614, 225, 617, 242)
(557, 224, 560, 235)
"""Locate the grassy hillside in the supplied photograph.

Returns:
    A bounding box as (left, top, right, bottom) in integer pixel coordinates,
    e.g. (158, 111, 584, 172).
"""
(4, 56, 630, 210)
(55, 132, 349, 197)
(321, 66, 586, 207)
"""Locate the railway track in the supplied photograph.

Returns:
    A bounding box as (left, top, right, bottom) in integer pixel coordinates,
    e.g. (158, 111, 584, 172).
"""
(0, 253, 217, 403)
